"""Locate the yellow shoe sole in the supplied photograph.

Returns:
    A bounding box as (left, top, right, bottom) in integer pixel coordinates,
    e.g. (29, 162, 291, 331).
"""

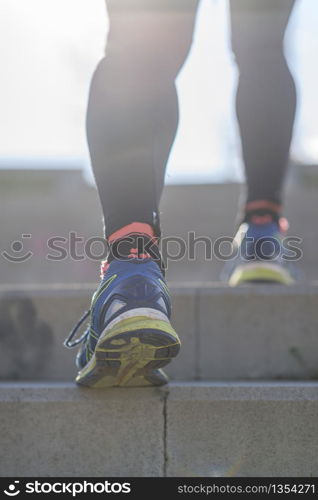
(229, 262, 294, 286)
(76, 315, 180, 388)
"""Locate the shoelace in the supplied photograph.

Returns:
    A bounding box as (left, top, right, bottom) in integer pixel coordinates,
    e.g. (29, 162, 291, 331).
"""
(64, 310, 91, 348)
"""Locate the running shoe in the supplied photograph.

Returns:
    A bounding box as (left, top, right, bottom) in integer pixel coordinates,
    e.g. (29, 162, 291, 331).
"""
(224, 218, 296, 286)
(64, 246, 180, 388)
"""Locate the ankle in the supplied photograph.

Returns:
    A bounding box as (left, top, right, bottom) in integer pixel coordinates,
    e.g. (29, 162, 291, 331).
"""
(244, 200, 282, 224)
(101, 222, 164, 277)
(108, 222, 156, 243)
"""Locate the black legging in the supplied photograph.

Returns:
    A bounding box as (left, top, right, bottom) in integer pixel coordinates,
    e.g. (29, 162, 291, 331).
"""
(86, 0, 296, 237)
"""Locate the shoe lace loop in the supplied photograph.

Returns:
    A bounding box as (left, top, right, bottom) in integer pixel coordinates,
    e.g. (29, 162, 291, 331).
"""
(64, 310, 91, 348)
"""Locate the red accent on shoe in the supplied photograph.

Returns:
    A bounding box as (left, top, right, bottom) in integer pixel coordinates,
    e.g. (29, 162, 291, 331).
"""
(250, 214, 274, 225)
(249, 213, 289, 234)
(123, 246, 152, 260)
(100, 260, 110, 278)
(108, 222, 155, 243)
(279, 216, 289, 234)
(139, 253, 151, 259)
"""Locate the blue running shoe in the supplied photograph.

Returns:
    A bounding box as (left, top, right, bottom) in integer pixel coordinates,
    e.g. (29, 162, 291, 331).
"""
(224, 218, 296, 286)
(65, 256, 180, 388)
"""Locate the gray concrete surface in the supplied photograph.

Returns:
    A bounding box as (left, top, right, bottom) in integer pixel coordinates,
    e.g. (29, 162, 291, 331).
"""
(1, 284, 318, 382)
(0, 285, 197, 381)
(1, 382, 318, 477)
(198, 285, 318, 380)
(166, 382, 318, 477)
(0, 383, 164, 477)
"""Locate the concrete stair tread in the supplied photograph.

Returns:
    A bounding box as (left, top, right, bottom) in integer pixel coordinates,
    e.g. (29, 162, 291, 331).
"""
(1, 380, 318, 401)
(1, 380, 318, 397)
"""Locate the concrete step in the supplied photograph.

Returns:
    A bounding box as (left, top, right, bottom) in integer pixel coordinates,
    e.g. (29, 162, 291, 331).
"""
(1, 284, 318, 381)
(3, 178, 318, 285)
(1, 382, 318, 477)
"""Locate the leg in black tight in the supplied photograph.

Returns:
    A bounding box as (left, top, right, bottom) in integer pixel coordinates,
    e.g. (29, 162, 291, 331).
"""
(230, 0, 297, 207)
(86, 0, 199, 237)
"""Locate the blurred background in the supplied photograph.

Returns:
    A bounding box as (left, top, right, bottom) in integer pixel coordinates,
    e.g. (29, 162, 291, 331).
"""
(1, 0, 318, 286)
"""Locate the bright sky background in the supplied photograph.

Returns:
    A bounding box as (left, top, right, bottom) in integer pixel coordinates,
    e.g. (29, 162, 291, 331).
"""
(1, 0, 318, 183)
